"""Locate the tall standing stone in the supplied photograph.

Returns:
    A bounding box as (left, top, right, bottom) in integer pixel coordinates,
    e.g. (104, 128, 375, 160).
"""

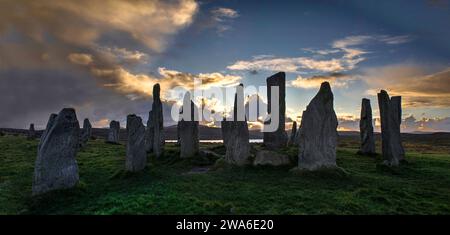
(151, 84, 164, 157)
(358, 98, 376, 156)
(377, 90, 405, 166)
(287, 121, 297, 146)
(27, 123, 36, 140)
(32, 108, 80, 195)
(298, 82, 338, 171)
(79, 118, 92, 147)
(145, 111, 154, 152)
(126, 114, 146, 172)
(178, 92, 199, 158)
(221, 117, 231, 148)
(39, 114, 58, 150)
(263, 72, 288, 149)
(221, 84, 251, 166)
(106, 120, 120, 144)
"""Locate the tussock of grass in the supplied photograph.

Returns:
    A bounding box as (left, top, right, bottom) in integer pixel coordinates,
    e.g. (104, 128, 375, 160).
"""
(0, 134, 450, 214)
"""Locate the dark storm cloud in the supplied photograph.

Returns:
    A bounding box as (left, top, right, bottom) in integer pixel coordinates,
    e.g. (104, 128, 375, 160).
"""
(0, 68, 179, 129)
(0, 0, 199, 128)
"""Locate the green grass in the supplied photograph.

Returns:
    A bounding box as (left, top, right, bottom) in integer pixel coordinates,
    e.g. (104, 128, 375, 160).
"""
(0, 134, 449, 215)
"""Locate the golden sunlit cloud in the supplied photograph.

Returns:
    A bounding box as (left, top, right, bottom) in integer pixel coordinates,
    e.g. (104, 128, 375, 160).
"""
(290, 73, 356, 89)
(362, 65, 450, 107)
(0, 0, 198, 51)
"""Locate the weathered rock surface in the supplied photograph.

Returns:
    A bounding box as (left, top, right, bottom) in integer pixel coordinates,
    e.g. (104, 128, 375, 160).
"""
(79, 118, 92, 147)
(125, 114, 146, 172)
(254, 150, 291, 166)
(178, 92, 199, 158)
(39, 114, 58, 150)
(151, 84, 164, 157)
(287, 121, 297, 146)
(32, 108, 80, 195)
(106, 120, 120, 144)
(221, 84, 251, 166)
(377, 90, 405, 166)
(27, 123, 36, 140)
(358, 98, 376, 156)
(263, 72, 288, 149)
(298, 82, 338, 171)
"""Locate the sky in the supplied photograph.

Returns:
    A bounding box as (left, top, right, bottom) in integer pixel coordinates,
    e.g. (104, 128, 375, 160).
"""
(0, 0, 449, 132)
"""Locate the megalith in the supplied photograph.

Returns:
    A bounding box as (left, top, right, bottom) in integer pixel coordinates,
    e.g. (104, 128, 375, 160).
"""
(32, 108, 80, 195)
(79, 118, 92, 147)
(106, 120, 120, 144)
(221, 84, 251, 166)
(178, 92, 199, 158)
(358, 98, 376, 156)
(151, 84, 165, 157)
(27, 123, 36, 140)
(377, 90, 405, 166)
(287, 121, 297, 146)
(145, 110, 154, 153)
(125, 114, 146, 172)
(297, 82, 338, 171)
(263, 72, 288, 149)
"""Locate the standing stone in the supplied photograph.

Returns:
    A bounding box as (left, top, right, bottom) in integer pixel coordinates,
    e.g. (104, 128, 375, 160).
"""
(221, 84, 251, 166)
(287, 121, 297, 146)
(32, 108, 80, 195)
(263, 72, 288, 149)
(178, 92, 199, 158)
(39, 114, 58, 151)
(293, 111, 305, 146)
(125, 114, 146, 172)
(358, 98, 376, 156)
(106, 120, 120, 144)
(151, 84, 164, 157)
(79, 118, 92, 147)
(27, 123, 36, 140)
(145, 111, 154, 152)
(377, 90, 405, 166)
(391, 96, 405, 159)
(176, 121, 181, 146)
(221, 117, 232, 148)
(298, 82, 338, 171)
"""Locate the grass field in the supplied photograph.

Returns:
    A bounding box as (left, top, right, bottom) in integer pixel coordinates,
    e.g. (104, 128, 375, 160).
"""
(0, 134, 449, 215)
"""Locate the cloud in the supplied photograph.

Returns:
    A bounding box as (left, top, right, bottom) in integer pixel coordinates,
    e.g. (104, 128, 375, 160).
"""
(68, 53, 93, 66)
(332, 35, 411, 48)
(228, 34, 410, 73)
(331, 35, 373, 49)
(95, 46, 149, 65)
(0, 0, 198, 51)
(211, 7, 239, 21)
(403, 115, 450, 132)
(336, 114, 450, 133)
(362, 65, 450, 107)
(85, 63, 242, 99)
(210, 7, 239, 33)
(0, 0, 200, 128)
(227, 57, 349, 73)
(378, 35, 412, 45)
(290, 72, 357, 89)
(0, 68, 174, 129)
